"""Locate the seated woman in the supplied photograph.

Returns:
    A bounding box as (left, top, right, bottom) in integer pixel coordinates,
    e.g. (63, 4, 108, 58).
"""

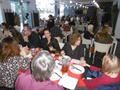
(84, 24, 94, 39)
(8, 26, 25, 46)
(1, 22, 10, 38)
(94, 26, 113, 44)
(61, 33, 85, 60)
(41, 28, 60, 53)
(82, 54, 120, 90)
(15, 50, 64, 90)
(0, 37, 30, 90)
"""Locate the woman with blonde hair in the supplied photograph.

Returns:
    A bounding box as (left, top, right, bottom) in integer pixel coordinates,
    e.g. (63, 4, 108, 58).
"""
(82, 54, 120, 90)
(61, 33, 85, 60)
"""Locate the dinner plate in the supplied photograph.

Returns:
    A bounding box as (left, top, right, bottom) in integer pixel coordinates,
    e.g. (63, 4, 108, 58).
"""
(71, 59, 80, 64)
(50, 70, 62, 81)
(69, 65, 85, 74)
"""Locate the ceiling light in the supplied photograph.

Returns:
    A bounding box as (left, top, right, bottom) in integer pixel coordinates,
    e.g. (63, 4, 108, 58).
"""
(70, 1, 72, 4)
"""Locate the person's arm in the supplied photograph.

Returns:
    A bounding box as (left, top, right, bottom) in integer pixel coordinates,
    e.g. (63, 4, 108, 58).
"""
(52, 38, 61, 52)
(83, 74, 106, 90)
(81, 60, 101, 71)
(27, 32, 41, 48)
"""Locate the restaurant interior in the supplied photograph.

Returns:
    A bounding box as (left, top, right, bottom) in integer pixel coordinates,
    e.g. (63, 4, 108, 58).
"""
(0, 0, 120, 90)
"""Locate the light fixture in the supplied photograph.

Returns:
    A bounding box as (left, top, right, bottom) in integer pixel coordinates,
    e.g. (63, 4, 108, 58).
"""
(92, 0, 100, 8)
(70, 0, 72, 4)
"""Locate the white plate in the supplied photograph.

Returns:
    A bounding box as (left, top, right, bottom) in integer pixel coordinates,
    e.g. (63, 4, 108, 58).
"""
(69, 65, 85, 74)
(50, 70, 62, 81)
(71, 59, 80, 64)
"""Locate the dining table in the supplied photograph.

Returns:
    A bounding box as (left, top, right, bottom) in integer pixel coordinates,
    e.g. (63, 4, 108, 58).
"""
(19, 49, 87, 90)
(50, 54, 86, 90)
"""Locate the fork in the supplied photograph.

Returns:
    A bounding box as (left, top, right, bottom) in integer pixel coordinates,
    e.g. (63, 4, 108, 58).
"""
(71, 65, 81, 72)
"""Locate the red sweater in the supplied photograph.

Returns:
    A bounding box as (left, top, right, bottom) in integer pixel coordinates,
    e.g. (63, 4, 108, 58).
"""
(83, 66, 120, 90)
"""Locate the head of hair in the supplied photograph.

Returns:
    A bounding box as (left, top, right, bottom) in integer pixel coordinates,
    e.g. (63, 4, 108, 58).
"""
(31, 50, 55, 82)
(69, 33, 81, 45)
(8, 26, 24, 43)
(0, 37, 20, 63)
(102, 54, 120, 74)
(44, 28, 50, 32)
(1, 22, 9, 29)
(100, 26, 109, 34)
(88, 24, 94, 30)
(23, 25, 32, 32)
(14, 13, 20, 26)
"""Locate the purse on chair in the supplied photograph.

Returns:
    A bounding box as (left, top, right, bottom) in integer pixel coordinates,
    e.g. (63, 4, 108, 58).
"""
(85, 69, 103, 78)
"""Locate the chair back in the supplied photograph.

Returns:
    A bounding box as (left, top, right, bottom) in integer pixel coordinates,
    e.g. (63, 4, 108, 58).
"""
(55, 37, 61, 42)
(94, 42, 112, 54)
(92, 42, 112, 64)
(59, 42, 65, 49)
(81, 33, 91, 45)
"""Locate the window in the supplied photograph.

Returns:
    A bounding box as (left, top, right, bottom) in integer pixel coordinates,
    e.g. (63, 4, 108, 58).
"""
(36, 0, 54, 19)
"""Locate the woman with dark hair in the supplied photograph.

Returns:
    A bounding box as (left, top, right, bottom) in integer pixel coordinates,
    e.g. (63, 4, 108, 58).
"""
(15, 50, 64, 90)
(61, 33, 85, 60)
(41, 28, 60, 53)
(1, 22, 10, 38)
(8, 26, 25, 46)
(0, 37, 30, 90)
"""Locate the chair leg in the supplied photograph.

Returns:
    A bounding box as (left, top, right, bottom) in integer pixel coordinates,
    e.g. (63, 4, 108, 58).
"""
(84, 48, 86, 57)
(92, 52, 96, 64)
(89, 52, 91, 58)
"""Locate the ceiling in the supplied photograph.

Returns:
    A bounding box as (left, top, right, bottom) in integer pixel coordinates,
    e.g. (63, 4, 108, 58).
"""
(55, 0, 114, 8)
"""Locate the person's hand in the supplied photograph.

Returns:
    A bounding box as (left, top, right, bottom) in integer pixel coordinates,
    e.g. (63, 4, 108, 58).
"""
(61, 50, 65, 55)
(80, 57, 85, 61)
(80, 58, 90, 67)
(49, 46, 54, 51)
(20, 46, 27, 57)
(23, 36, 28, 42)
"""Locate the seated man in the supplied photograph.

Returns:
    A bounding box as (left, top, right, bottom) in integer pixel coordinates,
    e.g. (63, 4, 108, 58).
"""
(22, 24, 42, 48)
(50, 23, 63, 37)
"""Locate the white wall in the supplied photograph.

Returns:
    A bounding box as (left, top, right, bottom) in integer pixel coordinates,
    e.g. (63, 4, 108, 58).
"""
(0, 0, 36, 24)
(0, 0, 11, 23)
(115, 9, 120, 39)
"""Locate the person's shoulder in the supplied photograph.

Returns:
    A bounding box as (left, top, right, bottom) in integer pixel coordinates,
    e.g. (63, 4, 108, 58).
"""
(79, 43, 85, 47)
(48, 83, 64, 90)
(17, 73, 32, 82)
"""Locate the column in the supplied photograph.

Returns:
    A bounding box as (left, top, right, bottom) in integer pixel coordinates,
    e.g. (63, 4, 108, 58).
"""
(54, 0, 60, 18)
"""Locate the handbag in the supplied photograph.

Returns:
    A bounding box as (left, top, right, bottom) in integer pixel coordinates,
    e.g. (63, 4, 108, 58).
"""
(86, 69, 103, 78)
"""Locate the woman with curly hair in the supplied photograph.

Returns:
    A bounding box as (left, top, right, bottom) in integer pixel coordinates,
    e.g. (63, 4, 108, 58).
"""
(61, 33, 85, 60)
(0, 37, 30, 90)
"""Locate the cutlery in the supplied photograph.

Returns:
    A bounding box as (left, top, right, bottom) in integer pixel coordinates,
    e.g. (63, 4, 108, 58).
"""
(71, 65, 81, 72)
(54, 72, 62, 78)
